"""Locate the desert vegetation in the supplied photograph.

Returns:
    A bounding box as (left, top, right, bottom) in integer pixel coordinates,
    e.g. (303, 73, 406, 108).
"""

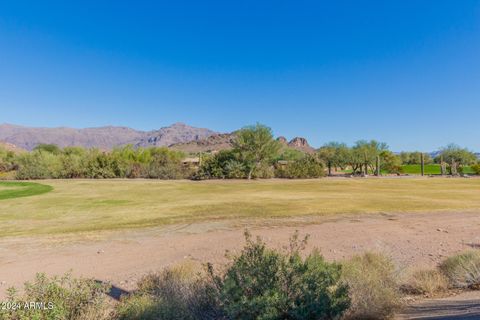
(2, 232, 478, 320)
(0, 124, 478, 181)
(0, 273, 111, 320)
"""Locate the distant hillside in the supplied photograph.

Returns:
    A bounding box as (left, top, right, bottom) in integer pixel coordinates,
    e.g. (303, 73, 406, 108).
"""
(170, 133, 236, 153)
(0, 123, 216, 150)
(171, 132, 315, 154)
(0, 141, 26, 153)
(0, 122, 316, 154)
(136, 123, 217, 148)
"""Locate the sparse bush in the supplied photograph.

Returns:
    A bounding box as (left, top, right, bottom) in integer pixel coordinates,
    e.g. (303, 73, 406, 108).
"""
(342, 252, 401, 319)
(439, 250, 480, 289)
(116, 263, 221, 320)
(0, 273, 110, 320)
(402, 269, 448, 295)
(210, 231, 350, 320)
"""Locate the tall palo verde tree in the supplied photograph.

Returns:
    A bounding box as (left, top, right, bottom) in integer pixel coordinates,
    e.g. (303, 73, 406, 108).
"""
(233, 124, 280, 180)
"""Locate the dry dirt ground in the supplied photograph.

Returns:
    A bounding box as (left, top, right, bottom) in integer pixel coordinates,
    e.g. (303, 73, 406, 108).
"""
(1, 211, 479, 285)
(1, 210, 480, 317)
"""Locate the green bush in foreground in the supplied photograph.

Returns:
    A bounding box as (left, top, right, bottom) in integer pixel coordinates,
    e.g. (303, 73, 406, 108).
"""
(0, 273, 110, 320)
(439, 250, 480, 289)
(210, 231, 350, 320)
(341, 252, 401, 319)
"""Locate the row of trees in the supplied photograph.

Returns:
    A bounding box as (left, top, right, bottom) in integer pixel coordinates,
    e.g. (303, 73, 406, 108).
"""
(12, 145, 190, 179)
(0, 124, 479, 179)
(317, 141, 400, 175)
(317, 142, 479, 176)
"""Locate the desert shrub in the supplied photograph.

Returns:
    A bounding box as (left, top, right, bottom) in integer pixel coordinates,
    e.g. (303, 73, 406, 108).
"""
(193, 150, 244, 180)
(275, 155, 325, 179)
(402, 269, 448, 295)
(83, 150, 118, 179)
(0, 273, 110, 320)
(0, 147, 16, 173)
(59, 152, 87, 178)
(147, 161, 188, 179)
(210, 231, 350, 320)
(0, 171, 16, 180)
(34, 143, 62, 155)
(224, 159, 246, 179)
(116, 263, 221, 320)
(341, 252, 401, 319)
(251, 162, 275, 179)
(12, 144, 190, 180)
(439, 250, 480, 289)
(277, 148, 305, 161)
(143, 147, 185, 179)
(471, 163, 480, 175)
(16, 150, 63, 179)
(380, 150, 404, 174)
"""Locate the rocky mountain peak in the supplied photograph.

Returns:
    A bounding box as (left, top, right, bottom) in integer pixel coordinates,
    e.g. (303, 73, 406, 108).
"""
(288, 137, 315, 153)
(288, 137, 309, 148)
(277, 136, 288, 144)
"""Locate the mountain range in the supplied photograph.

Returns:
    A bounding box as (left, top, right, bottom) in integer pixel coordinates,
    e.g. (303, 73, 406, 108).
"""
(0, 123, 314, 153)
(0, 123, 216, 151)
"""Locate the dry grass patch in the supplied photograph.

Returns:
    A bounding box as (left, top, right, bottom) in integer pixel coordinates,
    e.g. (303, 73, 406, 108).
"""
(439, 250, 480, 289)
(115, 262, 220, 320)
(402, 269, 449, 296)
(342, 252, 401, 319)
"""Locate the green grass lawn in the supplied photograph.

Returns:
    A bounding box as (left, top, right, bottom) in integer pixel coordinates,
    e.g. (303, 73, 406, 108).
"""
(401, 164, 476, 175)
(1, 178, 480, 237)
(0, 181, 53, 200)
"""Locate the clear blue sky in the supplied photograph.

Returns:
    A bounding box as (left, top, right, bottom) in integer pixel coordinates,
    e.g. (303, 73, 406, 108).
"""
(0, 1, 479, 151)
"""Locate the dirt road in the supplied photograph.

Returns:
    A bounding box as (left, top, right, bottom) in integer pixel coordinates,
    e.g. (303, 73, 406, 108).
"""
(397, 291, 480, 319)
